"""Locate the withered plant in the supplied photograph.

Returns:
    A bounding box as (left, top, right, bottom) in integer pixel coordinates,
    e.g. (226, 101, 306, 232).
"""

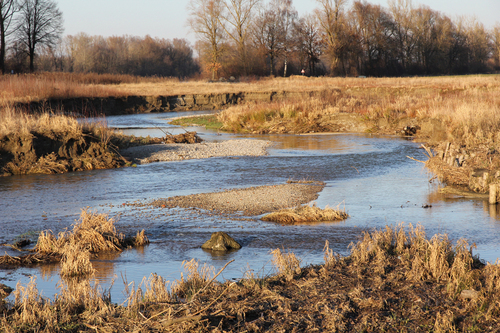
(262, 203, 348, 224)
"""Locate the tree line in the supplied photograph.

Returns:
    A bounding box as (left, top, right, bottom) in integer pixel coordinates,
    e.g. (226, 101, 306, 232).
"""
(0, 0, 199, 77)
(1, 0, 498, 78)
(189, 0, 500, 78)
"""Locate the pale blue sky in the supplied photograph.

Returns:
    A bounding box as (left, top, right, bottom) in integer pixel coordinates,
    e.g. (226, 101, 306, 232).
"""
(58, 0, 499, 45)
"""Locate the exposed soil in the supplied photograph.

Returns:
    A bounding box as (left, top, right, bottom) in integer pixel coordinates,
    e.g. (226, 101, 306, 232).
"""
(150, 183, 326, 216)
(0, 129, 125, 176)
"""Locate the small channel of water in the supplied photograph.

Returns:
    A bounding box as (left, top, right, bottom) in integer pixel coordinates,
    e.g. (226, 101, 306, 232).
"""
(1, 111, 500, 303)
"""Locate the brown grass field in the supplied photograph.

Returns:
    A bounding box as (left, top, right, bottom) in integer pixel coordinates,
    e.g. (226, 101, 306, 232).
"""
(3, 224, 500, 332)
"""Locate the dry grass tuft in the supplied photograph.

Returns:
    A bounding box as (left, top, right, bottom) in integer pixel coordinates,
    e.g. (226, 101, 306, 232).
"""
(35, 208, 124, 256)
(271, 248, 302, 281)
(0, 107, 81, 139)
(59, 244, 95, 278)
(262, 203, 348, 224)
(349, 223, 483, 296)
(11, 277, 54, 328)
(70, 209, 124, 253)
(132, 230, 149, 247)
(172, 259, 215, 300)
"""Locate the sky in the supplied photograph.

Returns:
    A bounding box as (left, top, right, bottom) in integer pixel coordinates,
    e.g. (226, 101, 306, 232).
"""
(58, 0, 499, 45)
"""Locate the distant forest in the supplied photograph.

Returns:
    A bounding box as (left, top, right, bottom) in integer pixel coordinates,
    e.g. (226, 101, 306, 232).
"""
(2, 0, 500, 78)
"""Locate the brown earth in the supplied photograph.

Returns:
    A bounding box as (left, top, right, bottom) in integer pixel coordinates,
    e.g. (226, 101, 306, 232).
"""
(0, 129, 125, 176)
(15, 91, 315, 116)
(425, 141, 500, 195)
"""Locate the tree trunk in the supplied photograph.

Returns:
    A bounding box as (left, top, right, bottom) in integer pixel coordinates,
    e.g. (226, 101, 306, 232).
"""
(0, 20, 5, 74)
(29, 48, 35, 72)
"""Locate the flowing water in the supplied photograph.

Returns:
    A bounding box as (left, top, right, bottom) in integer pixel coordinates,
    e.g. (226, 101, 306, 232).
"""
(2, 111, 500, 302)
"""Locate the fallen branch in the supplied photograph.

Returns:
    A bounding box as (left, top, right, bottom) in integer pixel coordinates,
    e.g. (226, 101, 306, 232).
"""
(420, 144, 434, 159)
(407, 155, 426, 163)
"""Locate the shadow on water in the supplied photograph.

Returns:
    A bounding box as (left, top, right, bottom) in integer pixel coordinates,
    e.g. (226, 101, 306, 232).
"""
(2, 111, 500, 302)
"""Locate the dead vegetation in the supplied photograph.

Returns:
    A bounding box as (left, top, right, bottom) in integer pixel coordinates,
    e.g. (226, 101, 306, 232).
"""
(0, 209, 149, 277)
(147, 131, 204, 144)
(261, 204, 349, 224)
(3, 224, 500, 332)
(216, 75, 500, 138)
(0, 108, 129, 176)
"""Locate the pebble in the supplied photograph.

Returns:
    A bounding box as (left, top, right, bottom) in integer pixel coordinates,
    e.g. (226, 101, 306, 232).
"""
(151, 183, 326, 216)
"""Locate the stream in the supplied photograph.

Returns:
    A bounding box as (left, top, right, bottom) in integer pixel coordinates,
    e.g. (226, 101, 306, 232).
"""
(2, 111, 500, 303)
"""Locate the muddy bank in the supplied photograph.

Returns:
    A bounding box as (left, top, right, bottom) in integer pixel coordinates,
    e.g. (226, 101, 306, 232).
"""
(425, 141, 500, 199)
(151, 183, 326, 216)
(0, 129, 125, 176)
(16, 91, 318, 116)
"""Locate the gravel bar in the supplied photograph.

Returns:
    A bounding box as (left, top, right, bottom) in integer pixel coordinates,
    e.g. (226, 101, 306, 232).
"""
(151, 183, 326, 216)
(120, 139, 271, 164)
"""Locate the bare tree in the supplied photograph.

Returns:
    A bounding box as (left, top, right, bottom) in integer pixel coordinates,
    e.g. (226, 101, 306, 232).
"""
(493, 24, 500, 69)
(252, 5, 284, 76)
(463, 17, 491, 72)
(188, 0, 226, 80)
(294, 14, 322, 76)
(388, 0, 416, 74)
(315, 0, 350, 75)
(15, 0, 63, 72)
(0, 0, 17, 74)
(272, 0, 297, 77)
(350, 1, 396, 76)
(219, 0, 260, 75)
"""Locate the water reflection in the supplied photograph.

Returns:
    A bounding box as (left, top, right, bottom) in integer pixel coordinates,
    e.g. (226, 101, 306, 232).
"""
(483, 201, 500, 220)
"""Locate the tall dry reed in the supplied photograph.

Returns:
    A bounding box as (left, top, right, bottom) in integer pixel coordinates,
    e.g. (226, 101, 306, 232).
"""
(271, 248, 302, 281)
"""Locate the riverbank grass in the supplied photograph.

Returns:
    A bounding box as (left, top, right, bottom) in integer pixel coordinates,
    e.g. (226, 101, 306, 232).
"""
(2, 224, 500, 331)
(169, 115, 223, 131)
(262, 204, 349, 224)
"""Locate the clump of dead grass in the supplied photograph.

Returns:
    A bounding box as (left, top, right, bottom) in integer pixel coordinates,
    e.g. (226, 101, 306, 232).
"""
(35, 209, 124, 255)
(349, 223, 483, 296)
(172, 259, 215, 300)
(59, 244, 95, 278)
(0, 108, 132, 175)
(271, 248, 302, 281)
(0, 209, 148, 278)
(262, 203, 348, 224)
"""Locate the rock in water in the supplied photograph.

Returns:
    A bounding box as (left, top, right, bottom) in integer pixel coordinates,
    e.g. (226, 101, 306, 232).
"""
(0, 283, 13, 299)
(201, 232, 241, 251)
